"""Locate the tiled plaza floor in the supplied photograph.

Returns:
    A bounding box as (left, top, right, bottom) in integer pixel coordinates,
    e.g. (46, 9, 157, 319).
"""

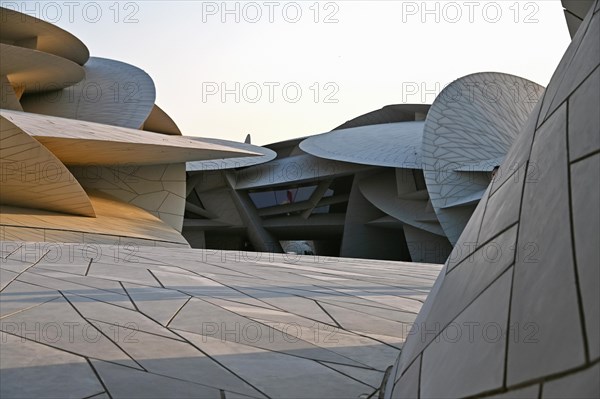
(0, 242, 441, 398)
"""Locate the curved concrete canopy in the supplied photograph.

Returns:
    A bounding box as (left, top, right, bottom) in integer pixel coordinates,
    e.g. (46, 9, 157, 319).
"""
(422, 72, 544, 244)
(143, 104, 182, 135)
(0, 43, 85, 93)
(358, 171, 445, 236)
(187, 138, 277, 171)
(0, 7, 89, 65)
(21, 57, 156, 129)
(300, 121, 425, 169)
(0, 110, 260, 166)
(333, 104, 430, 130)
(0, 115, 94, 217)
(233, 153, 370, 190)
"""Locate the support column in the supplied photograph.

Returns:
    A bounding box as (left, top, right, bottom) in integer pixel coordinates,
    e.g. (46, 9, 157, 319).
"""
(224, 172, 283, 253)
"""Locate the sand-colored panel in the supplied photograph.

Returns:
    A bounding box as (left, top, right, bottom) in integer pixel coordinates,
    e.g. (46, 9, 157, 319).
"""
(142, 104, 182, 135)
(0, 7, 89, 65)
(0, 43, 85, 93)
(0, 115, 95, 217)
(0, 190, 188, 245)
(0, 110, 260, 166)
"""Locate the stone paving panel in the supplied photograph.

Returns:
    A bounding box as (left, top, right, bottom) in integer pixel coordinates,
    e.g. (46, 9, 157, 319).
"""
(0, 242, 441, 398)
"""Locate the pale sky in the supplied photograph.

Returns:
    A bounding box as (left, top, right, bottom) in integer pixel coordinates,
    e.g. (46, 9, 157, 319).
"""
(5, 1, 572, 145)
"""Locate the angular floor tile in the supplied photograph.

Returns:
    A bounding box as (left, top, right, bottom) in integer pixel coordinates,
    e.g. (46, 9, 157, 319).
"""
(90, 359, 227, 399)
(1, 333, 104, 399)
(0, 296, 139, 369)
(181, 332, 367, 399)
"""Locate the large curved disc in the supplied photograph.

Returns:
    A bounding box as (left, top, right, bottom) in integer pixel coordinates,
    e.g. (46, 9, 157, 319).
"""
(422, 72, 544, 244)
(300, 121, 425, 169)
